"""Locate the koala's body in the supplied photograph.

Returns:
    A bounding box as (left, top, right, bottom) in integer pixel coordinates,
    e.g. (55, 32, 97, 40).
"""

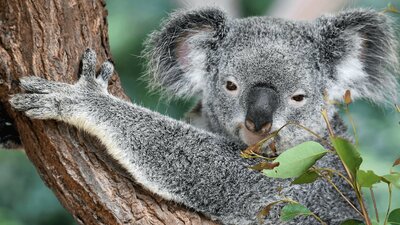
(9, 8, 399, 225)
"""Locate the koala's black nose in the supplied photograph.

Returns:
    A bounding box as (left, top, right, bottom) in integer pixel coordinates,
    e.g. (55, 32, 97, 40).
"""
(245, 86, 278, 133)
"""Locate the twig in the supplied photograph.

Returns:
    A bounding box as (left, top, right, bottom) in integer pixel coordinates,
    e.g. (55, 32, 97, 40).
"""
(369, 188, 379, 223)
(255, 121, 331, 149)
(314, 167, 354, 188)
(344, 105, 359, 147)
(310, 212, 327, 225)
(321, 109, 335, 138)
(355, 184, 372, 225)
(384, 184, 393, 225)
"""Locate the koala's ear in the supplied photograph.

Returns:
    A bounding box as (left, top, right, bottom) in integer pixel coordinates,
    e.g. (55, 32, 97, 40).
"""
(316, 9, 399, 103)
(144, 8, 228, 99)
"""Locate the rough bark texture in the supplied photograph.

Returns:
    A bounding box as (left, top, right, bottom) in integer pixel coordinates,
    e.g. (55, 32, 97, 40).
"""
(0, 1, 219, 224)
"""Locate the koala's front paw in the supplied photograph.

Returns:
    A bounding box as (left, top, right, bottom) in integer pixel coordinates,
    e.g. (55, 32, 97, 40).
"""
(10, 49, 114, 121)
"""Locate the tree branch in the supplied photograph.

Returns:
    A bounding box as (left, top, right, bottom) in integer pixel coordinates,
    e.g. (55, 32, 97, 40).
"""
(0, 0, 218, 224)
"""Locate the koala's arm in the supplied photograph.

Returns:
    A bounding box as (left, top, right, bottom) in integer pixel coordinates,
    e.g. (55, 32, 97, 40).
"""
(10, 49, 359, 225)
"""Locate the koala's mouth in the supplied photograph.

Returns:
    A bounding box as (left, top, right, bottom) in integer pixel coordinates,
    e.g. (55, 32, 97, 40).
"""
(238, 123, 271, 146)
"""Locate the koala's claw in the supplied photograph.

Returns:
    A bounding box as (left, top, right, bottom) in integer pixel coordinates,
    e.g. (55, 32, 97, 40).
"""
(96, 61, 114, 86)
(80, 48, 113, 87)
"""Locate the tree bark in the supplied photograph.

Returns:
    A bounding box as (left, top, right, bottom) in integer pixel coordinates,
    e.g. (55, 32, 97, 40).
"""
(0, 1, 218, 224)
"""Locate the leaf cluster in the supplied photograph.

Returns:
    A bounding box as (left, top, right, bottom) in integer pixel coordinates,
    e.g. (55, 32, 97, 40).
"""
(242, 89, 400, 225)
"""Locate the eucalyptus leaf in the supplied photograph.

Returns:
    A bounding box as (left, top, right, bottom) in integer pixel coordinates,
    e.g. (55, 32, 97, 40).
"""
(340, 219, 365, 225)
(263, 141, 327, 178)
(382, 173, 400, 189)
(385, 3, 400, 14)
(291, 170, 319, 185)
(357, 170, 381, 188)
(331, 137, 362, 178)
(280, 203, 312, 221)
(388, 208, 400, 225)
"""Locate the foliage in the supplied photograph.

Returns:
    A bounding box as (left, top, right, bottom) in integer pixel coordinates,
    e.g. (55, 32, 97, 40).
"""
(280, 203, 312, 221)
(388, 208, 400, 225)
(243, 89, 400, 225)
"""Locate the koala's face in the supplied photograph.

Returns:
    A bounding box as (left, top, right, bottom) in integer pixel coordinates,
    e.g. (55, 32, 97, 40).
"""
(203, 20, 327, 150)
(146, 9, 398, 152)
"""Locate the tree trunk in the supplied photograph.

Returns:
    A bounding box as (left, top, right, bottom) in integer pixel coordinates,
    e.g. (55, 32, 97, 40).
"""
(0, 1, 218, 224)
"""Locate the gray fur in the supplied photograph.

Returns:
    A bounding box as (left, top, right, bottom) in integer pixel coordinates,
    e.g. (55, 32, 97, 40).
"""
(10, 8, 399, 225)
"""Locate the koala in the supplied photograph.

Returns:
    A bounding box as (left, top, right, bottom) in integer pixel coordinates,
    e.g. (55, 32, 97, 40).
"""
(9, 8, 399, 225)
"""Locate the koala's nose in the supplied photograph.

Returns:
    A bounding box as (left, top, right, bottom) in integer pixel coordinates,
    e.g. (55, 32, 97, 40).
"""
(245, 86, 278, 133)
(245, 119, 272, 134)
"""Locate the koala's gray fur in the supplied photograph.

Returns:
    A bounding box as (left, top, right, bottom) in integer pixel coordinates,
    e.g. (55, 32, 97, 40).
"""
(9, 8, 399, 225)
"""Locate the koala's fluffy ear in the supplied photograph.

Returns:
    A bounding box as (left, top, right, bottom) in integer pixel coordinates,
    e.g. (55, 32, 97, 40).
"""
(144, 8, 227, 99)
(316, 9, 399, 103)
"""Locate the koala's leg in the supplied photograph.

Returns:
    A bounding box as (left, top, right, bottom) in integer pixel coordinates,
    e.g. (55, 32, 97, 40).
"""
(10, 49, 360, 225)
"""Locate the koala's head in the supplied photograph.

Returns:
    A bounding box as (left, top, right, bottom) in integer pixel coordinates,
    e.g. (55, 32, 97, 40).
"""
(145, 8, 399, 152)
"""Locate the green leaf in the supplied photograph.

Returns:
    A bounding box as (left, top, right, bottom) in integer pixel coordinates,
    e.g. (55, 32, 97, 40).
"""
(280, 203, 312, 221)
(385, 3, 400, 14)
(382, 173, 400, 189)
(371, 220, 379, 225)
(340, 219, 365, 225)
(356, 170, 381, 188)
(291, 170, 320, 185)
(263, 141, 327, 178)
(331, 137, 362, 178)
(388, 208, 400, 225)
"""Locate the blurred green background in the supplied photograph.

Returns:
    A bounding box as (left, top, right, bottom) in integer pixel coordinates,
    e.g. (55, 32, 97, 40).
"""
(0, 1, 399, 224)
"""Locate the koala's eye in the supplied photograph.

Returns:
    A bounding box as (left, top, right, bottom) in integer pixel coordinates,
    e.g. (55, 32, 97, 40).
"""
(292, 94, 305, 102)
(289, 90, 307, 107)
(226, 81, 238, 91)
